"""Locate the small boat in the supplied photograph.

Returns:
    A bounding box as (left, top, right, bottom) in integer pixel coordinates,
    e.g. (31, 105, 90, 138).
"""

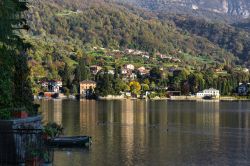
(46, 136, 92, 148)
(203, 96, 213, 100)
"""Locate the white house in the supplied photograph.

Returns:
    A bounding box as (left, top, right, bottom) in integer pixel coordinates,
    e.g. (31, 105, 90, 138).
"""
(142, 54, 150, 59)
(108, 70, 115, 75)
(196, 88, 220, 98)
(48, 80, 62, 93)
(124, 64, 135, 70)
(125, 49, 135, 54)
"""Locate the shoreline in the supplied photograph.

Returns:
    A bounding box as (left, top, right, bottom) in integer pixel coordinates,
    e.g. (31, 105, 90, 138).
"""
(35, 95, 250, 101)
(35, 97, 250, 102)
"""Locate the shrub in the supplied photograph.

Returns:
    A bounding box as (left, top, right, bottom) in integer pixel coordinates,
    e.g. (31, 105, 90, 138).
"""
(43, 122, 63, 138)
(0, 108, 11, 120)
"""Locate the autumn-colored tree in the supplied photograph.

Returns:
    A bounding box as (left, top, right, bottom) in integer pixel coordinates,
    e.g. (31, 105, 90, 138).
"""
(129, 81, 141, 96)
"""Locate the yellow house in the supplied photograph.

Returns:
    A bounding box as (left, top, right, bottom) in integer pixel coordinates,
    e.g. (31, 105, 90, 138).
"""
(80, 80, 96, 97)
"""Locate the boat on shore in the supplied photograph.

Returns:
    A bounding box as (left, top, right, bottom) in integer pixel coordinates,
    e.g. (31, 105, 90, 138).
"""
(46, 136, 92, 148)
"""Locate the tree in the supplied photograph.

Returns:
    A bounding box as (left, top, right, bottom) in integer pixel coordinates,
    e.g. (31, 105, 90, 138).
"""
(73, 56, 91, 86)
(181, 81, 190, 96)
(188, 72, 204, 93)
(129, 81, 141, 96)
(62, 64, 72, 89)
(95, 70, 114, 96)
(0, 0, 33, 113)
(113, 78, 126, 95)
(150, 81, 156, 91)
(13, 53, 34, 112)
(141, 84, 150, 93)
(149, 67, 162, 84)
(143, 79, 150, 85)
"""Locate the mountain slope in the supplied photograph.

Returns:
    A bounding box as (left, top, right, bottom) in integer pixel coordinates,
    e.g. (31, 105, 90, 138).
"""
(24, 0, 235, 70)
(116, 0, 250, 21)
(161, 14, 250, 65)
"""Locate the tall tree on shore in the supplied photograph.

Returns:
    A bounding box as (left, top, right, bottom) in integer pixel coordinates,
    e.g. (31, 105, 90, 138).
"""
(78, 57, 91, 81)
(62, 63, 72, 89)
(95, 69, 114, 96)
(0, 0, 33, 112)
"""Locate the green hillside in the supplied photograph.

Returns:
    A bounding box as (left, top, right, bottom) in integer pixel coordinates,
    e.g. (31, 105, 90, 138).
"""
(163, 14, 250, 66)
(23, 0, 246, 85)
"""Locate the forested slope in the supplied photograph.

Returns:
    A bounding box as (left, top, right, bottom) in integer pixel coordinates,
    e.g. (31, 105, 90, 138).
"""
(163, 15, 250, 65)
(23, 0, 243, 82)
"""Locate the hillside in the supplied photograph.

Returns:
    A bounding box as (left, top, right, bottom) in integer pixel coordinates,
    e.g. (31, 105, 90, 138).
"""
(116, 0, 250, 21)
(24, 0, 236, 82)
(161, 14, 250, 65)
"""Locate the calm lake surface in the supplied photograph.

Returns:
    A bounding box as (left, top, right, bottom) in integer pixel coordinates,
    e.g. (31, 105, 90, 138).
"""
(39, 100, 250, 166)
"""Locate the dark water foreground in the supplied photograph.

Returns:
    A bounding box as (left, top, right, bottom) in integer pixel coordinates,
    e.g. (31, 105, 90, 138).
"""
(39, 99, 250, 166)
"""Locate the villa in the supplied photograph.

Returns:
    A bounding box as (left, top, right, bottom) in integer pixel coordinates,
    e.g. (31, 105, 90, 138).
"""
(80, 80, 96, 97)
(196, 88, 220, 98)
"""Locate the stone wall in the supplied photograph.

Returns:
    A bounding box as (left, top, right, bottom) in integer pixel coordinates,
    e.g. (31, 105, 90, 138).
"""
(0, 116, 42, 164)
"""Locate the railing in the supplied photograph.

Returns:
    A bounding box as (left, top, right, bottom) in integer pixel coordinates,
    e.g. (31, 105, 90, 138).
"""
(0, 129, 53, 165)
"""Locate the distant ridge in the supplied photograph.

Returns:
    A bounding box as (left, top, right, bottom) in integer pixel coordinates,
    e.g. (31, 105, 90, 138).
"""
(116, 0, 250, 21)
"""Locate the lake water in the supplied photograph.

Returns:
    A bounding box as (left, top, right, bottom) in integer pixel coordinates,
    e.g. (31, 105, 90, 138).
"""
(39, 99, 250, 166)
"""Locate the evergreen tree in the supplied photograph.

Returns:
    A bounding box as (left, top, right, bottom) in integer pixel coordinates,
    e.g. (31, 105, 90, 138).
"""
(95, 70, 114, 96)
(78, 57, 90, 81)
(62, 64, 71, 89)
(149, 67, 162, 84)
(0, 0, 33, 113)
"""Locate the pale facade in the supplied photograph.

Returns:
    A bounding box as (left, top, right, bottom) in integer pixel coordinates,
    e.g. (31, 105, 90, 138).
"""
(80, 80, 96, 97)
(196, 88, 220, 98)
(124, 64, 135, 70)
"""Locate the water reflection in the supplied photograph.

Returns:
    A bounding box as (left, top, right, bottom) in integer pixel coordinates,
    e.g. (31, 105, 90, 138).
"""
(39, 100, 250, 166)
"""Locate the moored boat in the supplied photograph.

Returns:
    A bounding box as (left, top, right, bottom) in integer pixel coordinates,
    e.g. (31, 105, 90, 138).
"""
(203, 96, 213, 100)
(46, 136, 92, 148)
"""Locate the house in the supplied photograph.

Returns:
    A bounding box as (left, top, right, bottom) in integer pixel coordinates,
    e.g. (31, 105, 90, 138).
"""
(156, 53, 169, 59)
(90, 65, 102, 75)
(108, 70, 115, 75)
(124, 64, 135, 70)
(142, 54, 150, 59)
(48, 80, 62, 93)
(122, 69, 128, 75)
(238, 83, 249, 96)
(196, 88, 220, 98)
(124, 49, 135, 54)
(133, 50, 144, 55)
(112, 49, 120, 53)
(138, 66, 145, 72)
(121, 69, 134, 80)
(41, 81, 48, 88)
(80, 80, 96, 97)
(130, 73, 137, 80)
(138, 67, 149, 75)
